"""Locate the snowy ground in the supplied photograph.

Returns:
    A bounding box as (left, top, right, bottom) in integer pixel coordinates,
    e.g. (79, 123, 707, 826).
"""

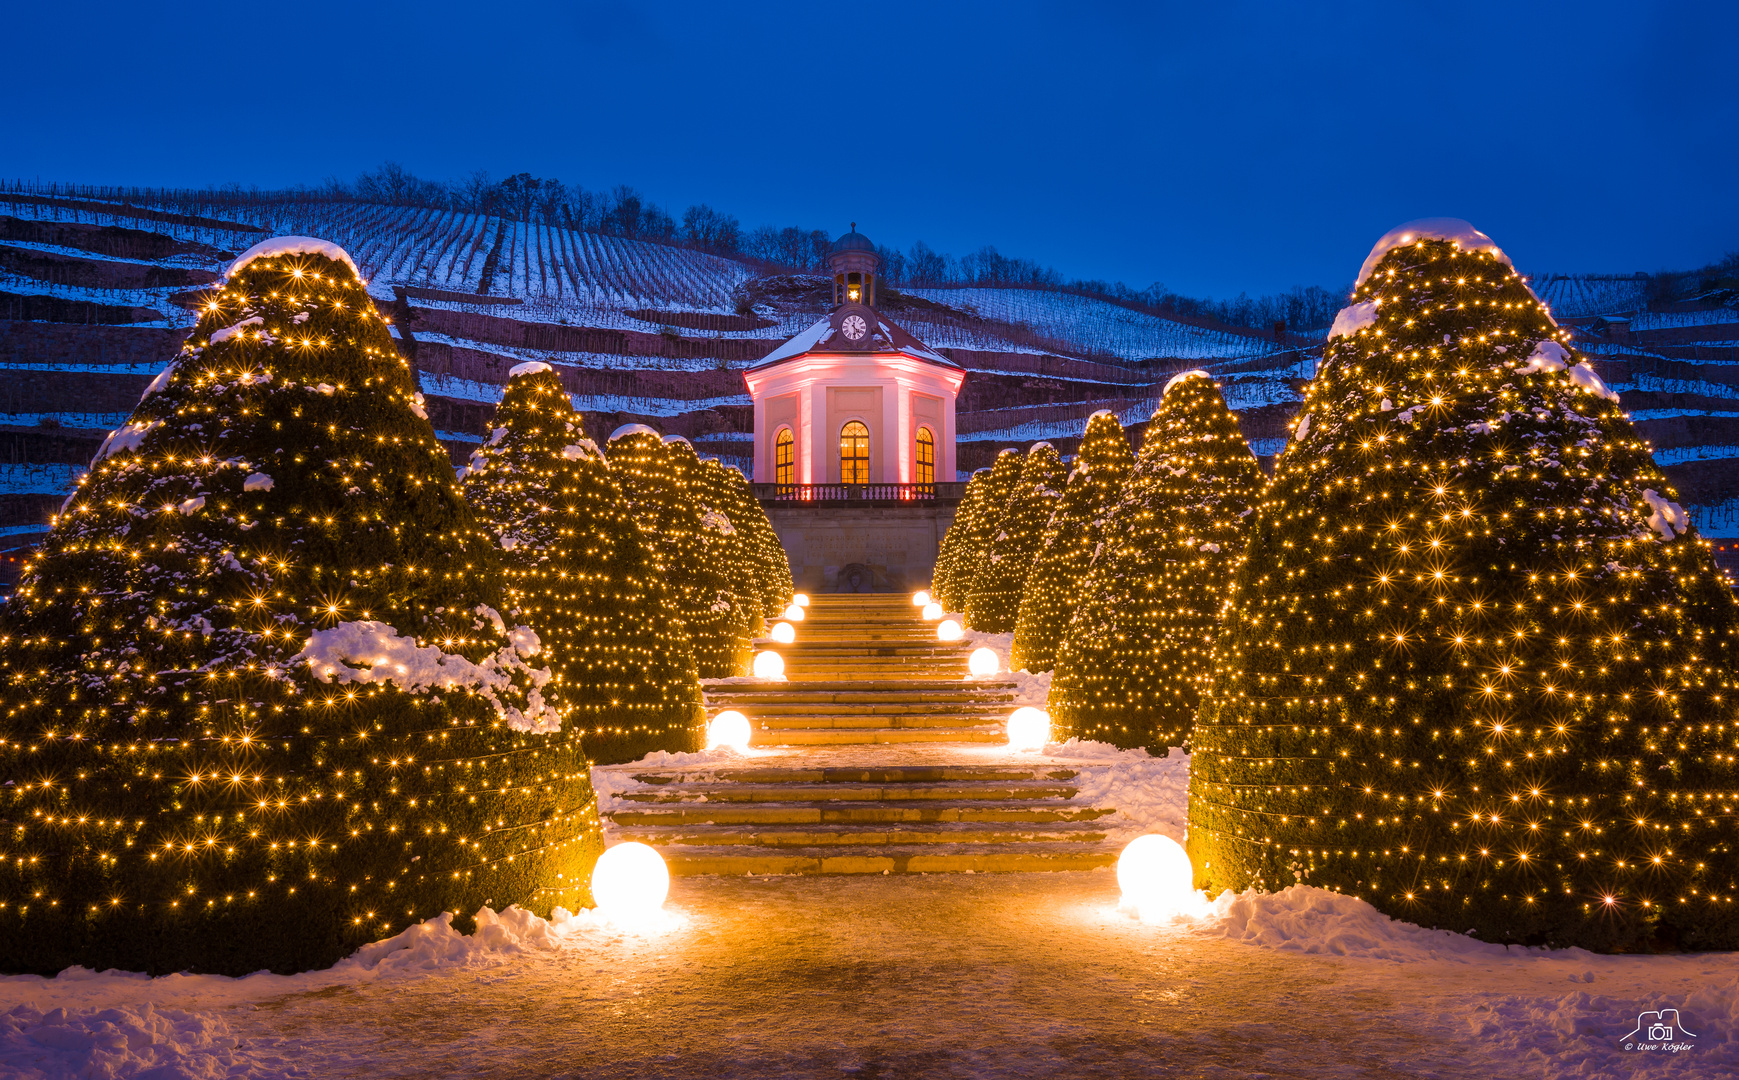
(3, 616, 1732, 1077)
(10, 723, 1738, 1077)
(4, 871, 1735, 1079)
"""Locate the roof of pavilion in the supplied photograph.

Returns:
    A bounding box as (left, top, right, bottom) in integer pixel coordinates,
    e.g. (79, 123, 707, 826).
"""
(748, 313, 959, 374)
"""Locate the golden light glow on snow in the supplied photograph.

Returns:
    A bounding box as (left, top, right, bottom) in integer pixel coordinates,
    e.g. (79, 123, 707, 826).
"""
(1117, 835, 1201, 922)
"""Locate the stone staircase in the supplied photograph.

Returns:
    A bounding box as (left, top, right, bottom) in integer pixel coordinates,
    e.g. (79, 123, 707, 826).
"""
(595, 593, 1126, 875)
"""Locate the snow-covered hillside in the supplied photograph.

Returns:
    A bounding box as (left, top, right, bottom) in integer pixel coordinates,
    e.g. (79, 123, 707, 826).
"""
(909, 286, 1286, 362)
(2, 184, 1737, 574)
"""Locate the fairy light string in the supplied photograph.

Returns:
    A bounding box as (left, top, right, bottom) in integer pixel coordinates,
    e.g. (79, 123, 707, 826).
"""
(945, 450, 1023, 619)
(1186, 233, 1739, 950)
(931, 468, 991, 613)
(1011, 413, 1135, 673)
(461, 365, 707, 765)
(0, 248, 602, 976)
(1051, 373, 1265, 752)
(603, 431, 752, 678)
(965, 443, 1067, 633)
(700, 458, 794, 621)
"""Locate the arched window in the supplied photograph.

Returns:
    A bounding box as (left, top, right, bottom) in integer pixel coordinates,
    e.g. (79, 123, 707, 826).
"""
(914, 426, 935, 485)
(774, 427, 795, 486)
(839, 421, 870, 484)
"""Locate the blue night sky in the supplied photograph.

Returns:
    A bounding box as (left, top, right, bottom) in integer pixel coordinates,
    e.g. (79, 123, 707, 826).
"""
(5, 1, 1736, 297)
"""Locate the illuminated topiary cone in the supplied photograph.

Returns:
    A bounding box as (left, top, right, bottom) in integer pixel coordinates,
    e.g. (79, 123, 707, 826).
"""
(462, 363, 705, 764)
(666, 437, 761, 647)
(932, 467, 991, 611)
(605, 428, 751, 677)
(946, 449, 1023, 614)
(0, 239, 601, 976)
(1050, 372, 1265, 752)
(704, 460, 793, 619)
(1188, 219, 1739, 951)
(1011, 412, 1134, 672)
(965, 443, 1066, 633)
(696, 458, 768, 633)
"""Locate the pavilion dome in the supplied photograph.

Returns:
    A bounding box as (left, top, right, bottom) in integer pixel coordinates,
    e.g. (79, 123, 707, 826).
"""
(831, 229, 876, 255)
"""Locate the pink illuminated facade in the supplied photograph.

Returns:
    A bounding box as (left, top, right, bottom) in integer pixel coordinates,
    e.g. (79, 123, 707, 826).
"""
(744, 229, 963, 486)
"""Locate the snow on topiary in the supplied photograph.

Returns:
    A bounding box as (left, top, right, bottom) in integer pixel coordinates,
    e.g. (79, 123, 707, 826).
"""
(965, 443, 1066, 633)
(605, 429, 751, 678)
(1010, 412, 1134, 672)
(462, 365, 704, 764)
(0, 243, 602, 976)
(1049, 372, 1265, 752)
(1188, 220, 1739, 951)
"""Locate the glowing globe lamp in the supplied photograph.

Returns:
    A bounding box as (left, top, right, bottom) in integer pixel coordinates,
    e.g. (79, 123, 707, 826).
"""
(753, 650, 786, 678)
(936, 618, 963, 642)
(706, 710, 752, 752)
(968, 647, 1000, 676)
(591, 841, 670, 922)
(912, 590, 931, 606)
(770, 621, 796, 644)
(1006, 706, 1050, 749)
(793, 593, 810, 607)
(782, 603, 806, 622)
(922, 602, 944, 621)
(1117, 834, 1197, 920)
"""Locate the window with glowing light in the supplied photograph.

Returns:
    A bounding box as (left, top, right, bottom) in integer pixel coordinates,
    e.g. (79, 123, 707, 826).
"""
(840, 421, 870, 484)
(775, 427, 794, 486)
(915, 426, 935, 485)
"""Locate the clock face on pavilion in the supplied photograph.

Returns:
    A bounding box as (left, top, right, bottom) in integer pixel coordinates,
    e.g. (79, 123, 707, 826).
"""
(841, 313, 868, 342)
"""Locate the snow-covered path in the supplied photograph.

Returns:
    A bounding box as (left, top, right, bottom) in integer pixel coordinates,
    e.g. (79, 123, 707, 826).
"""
(5, 870, 1734, 1078)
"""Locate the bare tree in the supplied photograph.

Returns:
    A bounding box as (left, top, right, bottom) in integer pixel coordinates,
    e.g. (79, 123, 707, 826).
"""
(682, 204, 741, 253)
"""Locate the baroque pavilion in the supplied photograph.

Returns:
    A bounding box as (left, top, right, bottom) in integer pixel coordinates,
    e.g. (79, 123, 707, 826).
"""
(743, 228, 963, 490)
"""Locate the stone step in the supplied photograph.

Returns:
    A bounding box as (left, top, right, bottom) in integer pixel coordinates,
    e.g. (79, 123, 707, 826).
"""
(757, 714, 1004, 730)
(654, 843, 1122, 876)
(744, 702, 1010, 715)
(750, 727, 1004, 745)
(775, 625, 936, 634)
(779, 657, 972, 668)
(607, 800, 1112, 826)
(779, 659, 969, 669)
(776, 653, 969, 663)
(619, 779, 1076, 803)
(614, 821, 1112, 848)
(705, 680, 1016, 694)
(760, 643, 970, 654)
(622, 766, 1081, 785)
(701, 691, 1013, 706)
(658, 597, 1112, 877)
(779, 668, 975, 680)
(777, 616, 940, 624)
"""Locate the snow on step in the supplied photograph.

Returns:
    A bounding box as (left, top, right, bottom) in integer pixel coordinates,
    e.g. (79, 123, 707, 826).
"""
(593, 594, 1128, 874)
